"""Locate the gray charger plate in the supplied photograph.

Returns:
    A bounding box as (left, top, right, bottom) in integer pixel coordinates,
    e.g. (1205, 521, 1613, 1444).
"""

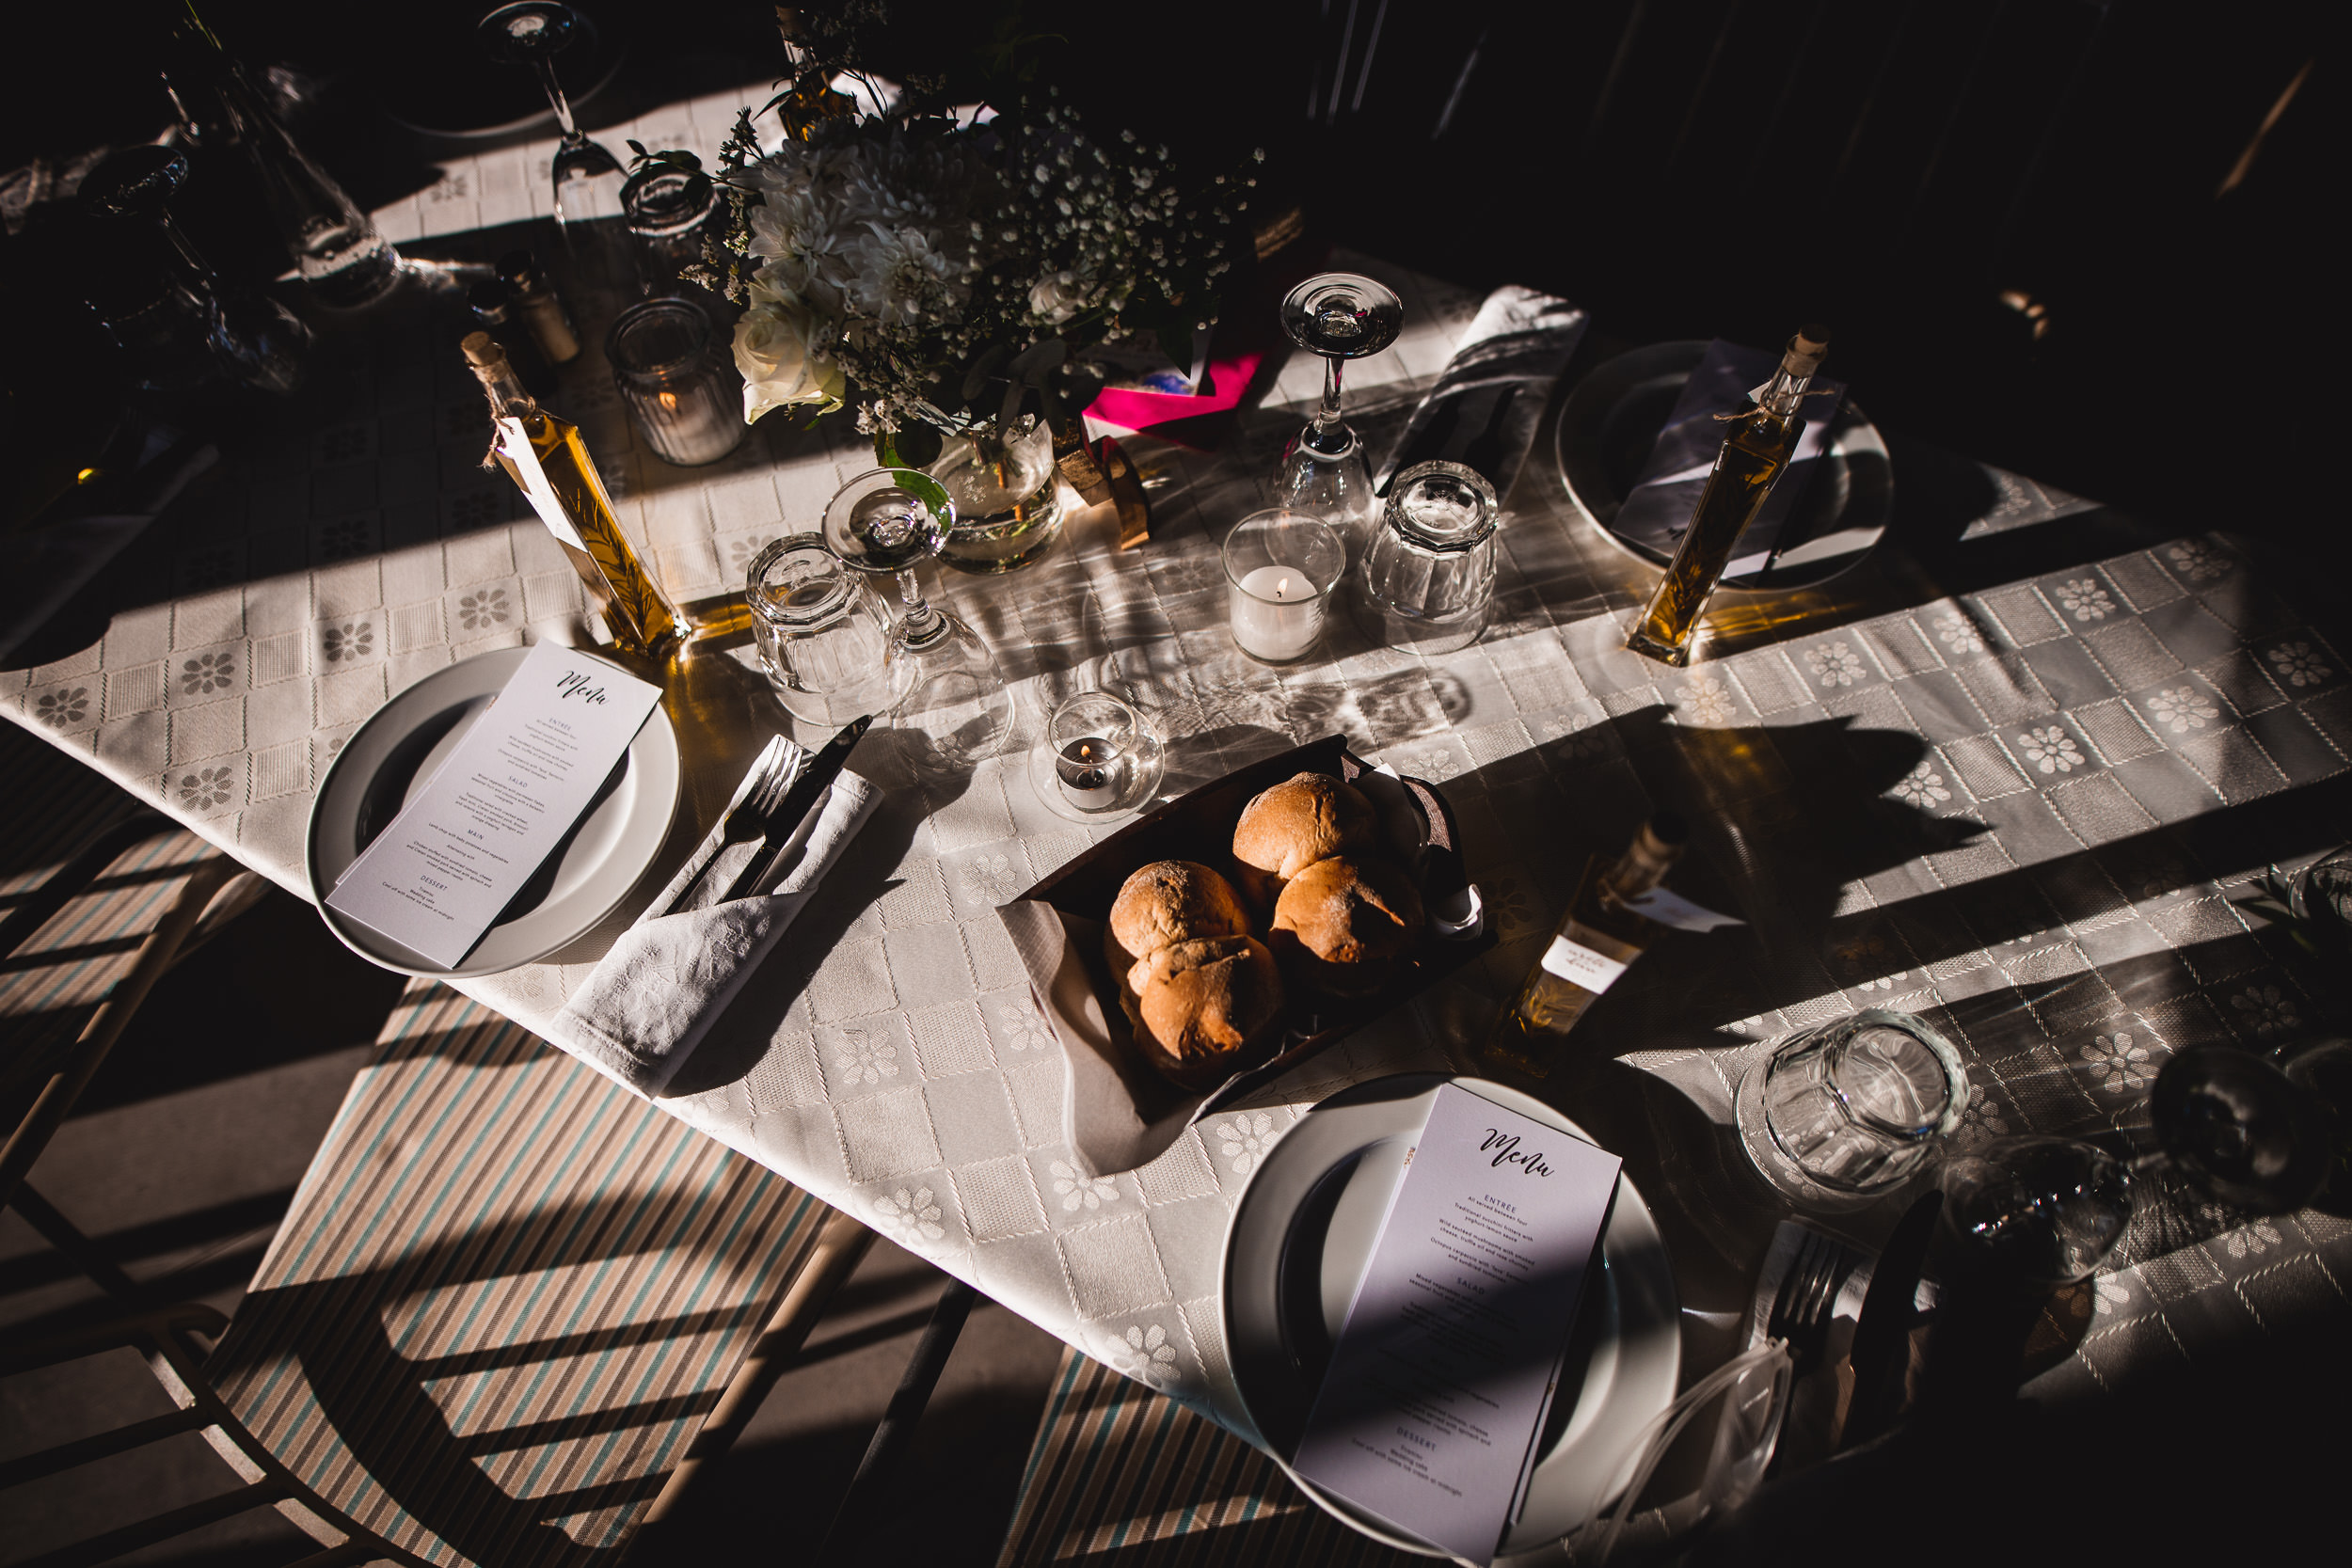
(1555, 341, 1893, 591)
(1223, 1074, 1680, 1560)
(305, 644, 679, 977)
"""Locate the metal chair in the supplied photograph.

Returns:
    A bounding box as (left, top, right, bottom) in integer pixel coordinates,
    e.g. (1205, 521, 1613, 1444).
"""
(3, 972, 872, 1566)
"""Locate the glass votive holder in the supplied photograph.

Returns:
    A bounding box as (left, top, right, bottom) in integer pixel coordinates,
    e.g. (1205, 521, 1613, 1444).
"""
(1026, 689, 1165, 824)
(622, 166, 721, 293)
(1733, 1007, 1968, 1212)
(608, 298, 746, 467)
(1355, 460, 1499, 656)
(1222, 508, 1345, 664)
(747, 536, 906, 729)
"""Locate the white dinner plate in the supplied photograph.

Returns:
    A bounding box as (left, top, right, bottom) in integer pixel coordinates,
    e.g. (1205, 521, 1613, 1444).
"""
(304, 644, 680, 977)
(1223, 1074, 1681, 1561)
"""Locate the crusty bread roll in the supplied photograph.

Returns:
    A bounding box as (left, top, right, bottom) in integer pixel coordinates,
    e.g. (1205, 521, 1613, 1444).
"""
(1131, 935, 1284, 1089)
(1231, 772, 1376, 907)
(1106, 860, 1248, 976)
(1270, 855, 1426, 996)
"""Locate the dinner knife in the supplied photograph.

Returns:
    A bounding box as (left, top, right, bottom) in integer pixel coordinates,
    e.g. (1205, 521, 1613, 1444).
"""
(719, 715, 873, 902)
(1840, 1187, 1942, 1450)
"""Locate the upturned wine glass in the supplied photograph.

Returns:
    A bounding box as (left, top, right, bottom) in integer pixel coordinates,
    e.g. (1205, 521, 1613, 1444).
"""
(821, 469, 1013, 772)
(479, 2, 627, 230)
(1272, 272, 1404, 536)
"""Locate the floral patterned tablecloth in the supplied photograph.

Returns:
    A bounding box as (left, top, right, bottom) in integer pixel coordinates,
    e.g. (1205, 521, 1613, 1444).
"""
(7, 85, 2348, 1474)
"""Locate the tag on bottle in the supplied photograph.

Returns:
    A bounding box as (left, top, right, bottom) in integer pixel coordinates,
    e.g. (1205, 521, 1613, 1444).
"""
(1620, 886, 1744, 932)
(495, 414, 589, 551)
(1540, 935, 1629, 992)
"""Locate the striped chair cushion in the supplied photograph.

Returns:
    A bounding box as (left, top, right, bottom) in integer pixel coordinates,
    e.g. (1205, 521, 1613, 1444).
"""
(997, 1347, 1430, 1567)
(206, 980, 831, 1567)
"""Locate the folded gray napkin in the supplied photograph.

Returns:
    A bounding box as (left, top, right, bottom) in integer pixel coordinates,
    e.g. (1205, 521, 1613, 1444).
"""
(554, 746, 878, 1096)
(1374, 285, 1587, 500)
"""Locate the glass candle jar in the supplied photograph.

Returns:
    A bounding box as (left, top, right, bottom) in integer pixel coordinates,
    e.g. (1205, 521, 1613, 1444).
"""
(622, 166, 720, 293)
(746, 536, 905, 727)
(1223, 509, 1345, 664)
(607, 298, 745, 467)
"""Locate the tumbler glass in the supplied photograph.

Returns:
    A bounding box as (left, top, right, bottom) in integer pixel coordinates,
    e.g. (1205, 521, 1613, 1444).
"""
(1734, 1008, 1968, 1209)
(1355, 460, 1499, 656)
(607, 299, 746, 467)
(622, 166, 719, 293)
(746, 536, 906, 727)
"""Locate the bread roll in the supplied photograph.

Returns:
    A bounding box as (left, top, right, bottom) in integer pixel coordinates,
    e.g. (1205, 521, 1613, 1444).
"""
(1105, 861, 1248, 980)
(1271, 855, 1426, 996)
(1131, 935, 1285, 1089)
(1232, 772, 1376, 907)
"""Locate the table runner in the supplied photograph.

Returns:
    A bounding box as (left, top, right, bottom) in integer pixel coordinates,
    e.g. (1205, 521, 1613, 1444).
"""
(8, 82, 2347, 1449)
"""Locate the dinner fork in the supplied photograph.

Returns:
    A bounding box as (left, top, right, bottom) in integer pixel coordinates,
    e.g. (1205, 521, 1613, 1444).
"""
(1765, 1228, 1849, 1372)
(662, 737, 796, 916)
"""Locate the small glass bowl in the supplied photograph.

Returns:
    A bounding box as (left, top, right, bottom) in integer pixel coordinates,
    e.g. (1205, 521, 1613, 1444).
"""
(1025, 689, 1165, 824)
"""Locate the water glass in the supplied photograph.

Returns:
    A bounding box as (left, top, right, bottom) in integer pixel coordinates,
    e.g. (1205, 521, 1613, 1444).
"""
(1355, 460, 1498, 656)
(746, 537, 903, 727)
(1938, 1135, 2134, 1286)
(607, 300, 745, 467)
(1735, 1008, 1967, 1209)
(622, 166, 719, 293)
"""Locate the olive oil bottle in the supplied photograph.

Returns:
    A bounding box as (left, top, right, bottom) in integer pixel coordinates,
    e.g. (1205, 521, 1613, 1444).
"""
(1627, 326, 1829, 666)
(463, 332, 679, 656)
(1482, 815, 1687, 1078)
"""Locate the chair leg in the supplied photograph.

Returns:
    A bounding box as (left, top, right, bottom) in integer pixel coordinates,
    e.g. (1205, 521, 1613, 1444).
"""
(0, 856, 238, 1213)
(814, 1275, 979, 1567)
(626, 1205, 877, 1555)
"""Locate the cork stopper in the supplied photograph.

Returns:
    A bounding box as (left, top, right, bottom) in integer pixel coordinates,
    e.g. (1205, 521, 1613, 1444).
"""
(461, 331, 508, 374)
(1784, 325, 1831, 378)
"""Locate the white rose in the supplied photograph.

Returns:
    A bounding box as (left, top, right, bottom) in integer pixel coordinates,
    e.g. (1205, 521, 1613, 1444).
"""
(732, 287, 844, 424)
(1028, 269, 1089, 325)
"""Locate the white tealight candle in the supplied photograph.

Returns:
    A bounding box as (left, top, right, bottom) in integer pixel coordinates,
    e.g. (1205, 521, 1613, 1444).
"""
(1231, 564, 1326, 662)
(1056, 736, 1121, 810)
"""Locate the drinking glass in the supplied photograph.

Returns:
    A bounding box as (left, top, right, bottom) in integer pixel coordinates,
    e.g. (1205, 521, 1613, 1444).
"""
(621, 166, 719, 293)
(1355, 460, 1498, 655)
(606, 299, 746, 467)
(1272, 272, 1403, 536)
(821, 469, 1013, 772)
(1734, 1008, 1968, 1210)
(78, 146, 309, 396)
(2145, 1046, 2330, 1212)
(480, 2, 627, 229)
(747, 537, 906, 729)
(1938, 1135, 2135, 1286)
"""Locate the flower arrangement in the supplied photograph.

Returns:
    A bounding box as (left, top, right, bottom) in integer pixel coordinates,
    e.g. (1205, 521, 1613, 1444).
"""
(631, 6, 1259, 468)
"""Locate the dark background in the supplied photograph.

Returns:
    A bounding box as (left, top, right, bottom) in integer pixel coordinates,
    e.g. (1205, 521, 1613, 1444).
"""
(5, 0, 2337, 556)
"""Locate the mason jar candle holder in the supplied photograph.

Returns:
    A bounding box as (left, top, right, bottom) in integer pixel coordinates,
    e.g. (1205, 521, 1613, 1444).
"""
(1223, 508, 1345, 664)
(608, 298, 745, 467)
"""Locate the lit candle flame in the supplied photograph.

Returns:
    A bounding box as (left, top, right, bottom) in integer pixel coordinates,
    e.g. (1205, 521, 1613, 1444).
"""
(1277, 575, 1293, 599)
(658, 391, 678, 410)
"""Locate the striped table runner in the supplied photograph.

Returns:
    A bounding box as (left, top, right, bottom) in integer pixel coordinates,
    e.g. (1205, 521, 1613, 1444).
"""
(205, 980, 831, 1566)
(997, 1346, 1430, 1567)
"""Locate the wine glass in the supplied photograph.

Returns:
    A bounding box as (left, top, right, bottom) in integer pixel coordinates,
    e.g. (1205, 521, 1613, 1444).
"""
(1272, 272, 1404, 537)
(821, 469, 1013, 772)
(479, 2, 627, 230)
(1938, 1135, 2136, 1287)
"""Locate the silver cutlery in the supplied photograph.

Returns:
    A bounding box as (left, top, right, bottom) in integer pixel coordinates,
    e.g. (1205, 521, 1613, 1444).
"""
(719, 715, 873, 903)
(663, 737, 797, 916)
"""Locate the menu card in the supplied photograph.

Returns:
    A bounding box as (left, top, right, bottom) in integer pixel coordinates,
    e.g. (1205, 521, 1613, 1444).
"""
(1613, 338, 1848, 580)
(326, 641, 662, 967)
(1292, 1085, 1621, 1565)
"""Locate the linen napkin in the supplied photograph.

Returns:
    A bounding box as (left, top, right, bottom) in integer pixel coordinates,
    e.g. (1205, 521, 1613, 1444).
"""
(1612, 339, 1848, 579)
(1373, 285, 1587, 499)
(554, 744, 879, 1096)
